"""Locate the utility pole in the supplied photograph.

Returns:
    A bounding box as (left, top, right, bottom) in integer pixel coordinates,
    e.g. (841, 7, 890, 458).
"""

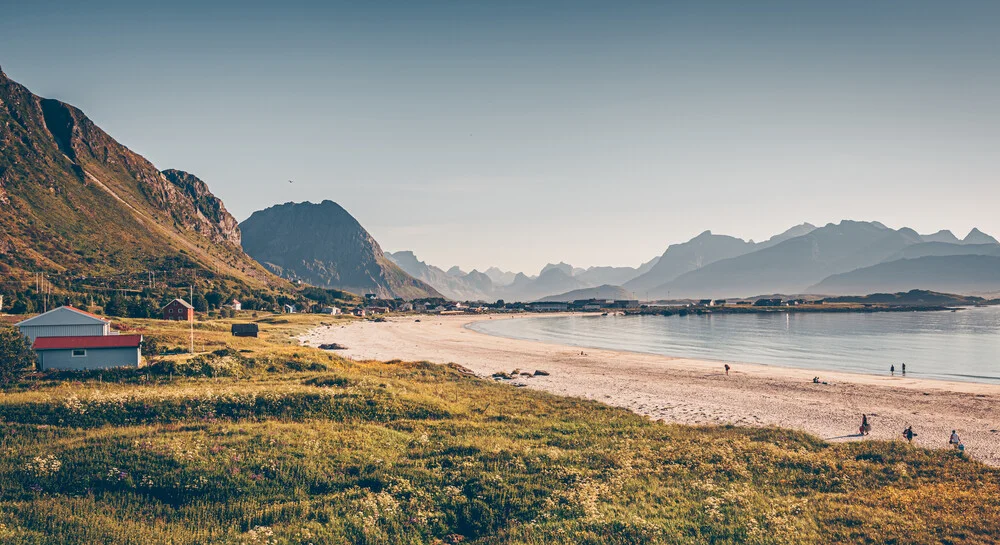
(189, 285, 194, 354)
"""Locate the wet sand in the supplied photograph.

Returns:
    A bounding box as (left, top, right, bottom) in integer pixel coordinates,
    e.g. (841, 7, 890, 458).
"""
(300, 313, 1000, 466)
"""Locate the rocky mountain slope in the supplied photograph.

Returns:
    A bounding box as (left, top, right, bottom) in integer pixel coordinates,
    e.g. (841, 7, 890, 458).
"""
(0, 67, 279, 292)
(240, 201, 441, 299)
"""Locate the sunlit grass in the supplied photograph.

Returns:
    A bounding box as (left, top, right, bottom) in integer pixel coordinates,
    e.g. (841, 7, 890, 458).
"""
(0, 313, 997, 544)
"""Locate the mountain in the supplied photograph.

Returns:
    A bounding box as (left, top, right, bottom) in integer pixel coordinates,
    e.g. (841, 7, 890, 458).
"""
(485, 267, 518, 287)
(574, 256, 661, 287)
(963, 228, 999, 245)
(884, 242, 1000, 261)
(540, 262, 575, 277)
(623, 231, 757, 293)
(240, 201, 441, 299)
(623, 224, 818, 295)
(538, 285, 633, 302)
(0, 67, 278, 292)
(922, 230, 962, 244)
(497, 267, 588, 302)
(755, 222, 818, 249)
(650, 221, 923, 299)
(809, 255, 1000, 296)
(386, 250, 493, 301)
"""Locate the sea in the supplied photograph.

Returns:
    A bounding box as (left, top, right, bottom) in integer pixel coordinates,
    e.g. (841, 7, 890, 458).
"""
(469, 306, 1000, 384)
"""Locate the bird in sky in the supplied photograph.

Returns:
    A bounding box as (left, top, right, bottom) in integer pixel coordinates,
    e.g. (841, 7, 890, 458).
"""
(288, 180, 294, 184)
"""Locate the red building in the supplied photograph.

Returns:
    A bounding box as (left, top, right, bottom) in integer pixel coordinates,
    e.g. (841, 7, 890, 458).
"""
(162, 299, 194, 321)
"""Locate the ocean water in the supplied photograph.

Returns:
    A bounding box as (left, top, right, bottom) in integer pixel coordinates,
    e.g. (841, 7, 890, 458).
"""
(469, 306, 1000, 384)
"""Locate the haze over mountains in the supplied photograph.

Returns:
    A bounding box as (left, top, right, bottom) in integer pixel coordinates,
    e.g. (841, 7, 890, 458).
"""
(387, 221, 1000, 301)
(4, 69, 998, 304)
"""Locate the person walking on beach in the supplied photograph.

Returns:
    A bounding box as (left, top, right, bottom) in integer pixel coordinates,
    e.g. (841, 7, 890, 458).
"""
(860, 414, 870, 436)
(903, 426, 915, 443)
(890, 364, 895, 376)
(902, 363, 906, 375)
(949, 430, 961, 449)
(724, 364, 730, 376)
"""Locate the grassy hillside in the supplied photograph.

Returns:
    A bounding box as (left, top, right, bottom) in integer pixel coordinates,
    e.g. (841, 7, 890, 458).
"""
(0, 70, 288, 300)
(0, 316, 997, 544)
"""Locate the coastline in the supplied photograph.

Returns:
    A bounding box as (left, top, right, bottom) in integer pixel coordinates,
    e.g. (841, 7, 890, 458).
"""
(300, 313, 1000, 466)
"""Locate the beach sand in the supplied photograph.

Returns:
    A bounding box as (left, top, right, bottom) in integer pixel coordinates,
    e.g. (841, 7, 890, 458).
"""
(300, 313, 1000, 466)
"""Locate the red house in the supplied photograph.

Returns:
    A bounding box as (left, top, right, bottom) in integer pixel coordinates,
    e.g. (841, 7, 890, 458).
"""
(162, 299, 194, 321)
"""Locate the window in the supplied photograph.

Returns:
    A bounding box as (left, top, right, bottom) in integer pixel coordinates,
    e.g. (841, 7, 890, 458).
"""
(72, 349, 86, 357)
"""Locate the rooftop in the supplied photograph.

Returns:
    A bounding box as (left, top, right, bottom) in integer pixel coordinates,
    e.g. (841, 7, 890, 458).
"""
(33, 334, 143, 350)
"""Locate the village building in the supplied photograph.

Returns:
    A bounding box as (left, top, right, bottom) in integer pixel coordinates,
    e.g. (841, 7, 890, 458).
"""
(320, 306, 341, 315)
(229, 299, 242, 311)
(231, 323, 259, 337)
(15, 305, 144, 370)
(162, 299, 194, 321)
(353, 308, 366, 317)
(283, 304, 297, 314)
(33, 335, 143, 371)
(15, 306, 111, 342)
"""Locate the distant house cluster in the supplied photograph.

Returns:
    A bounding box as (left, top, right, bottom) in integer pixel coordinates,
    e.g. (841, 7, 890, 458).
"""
(16, 306, 142, 371)
(528, 299, 640, 312)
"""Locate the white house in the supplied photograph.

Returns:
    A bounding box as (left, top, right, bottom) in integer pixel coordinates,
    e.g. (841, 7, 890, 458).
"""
(15, 306, 111, 343)
(320, 306, 341, 315)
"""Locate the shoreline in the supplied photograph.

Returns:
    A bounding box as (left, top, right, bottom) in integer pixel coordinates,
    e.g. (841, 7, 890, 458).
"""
(300, 313, 1000, 466)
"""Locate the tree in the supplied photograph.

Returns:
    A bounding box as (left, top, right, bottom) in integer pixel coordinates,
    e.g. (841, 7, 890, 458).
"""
(0, 327, 35, 388)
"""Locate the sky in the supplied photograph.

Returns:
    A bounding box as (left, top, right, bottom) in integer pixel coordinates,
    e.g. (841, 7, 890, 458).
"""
(2, 1, 999, 274)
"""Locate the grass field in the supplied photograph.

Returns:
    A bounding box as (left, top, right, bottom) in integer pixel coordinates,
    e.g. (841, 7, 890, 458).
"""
(0, 314, 998, 544)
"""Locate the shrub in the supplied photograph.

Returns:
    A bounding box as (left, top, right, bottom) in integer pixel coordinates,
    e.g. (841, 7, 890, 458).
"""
(0, 327, 35, 388)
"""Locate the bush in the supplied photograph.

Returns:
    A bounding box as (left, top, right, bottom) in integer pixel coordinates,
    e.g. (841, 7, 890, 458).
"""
(0, 327, 35, 387)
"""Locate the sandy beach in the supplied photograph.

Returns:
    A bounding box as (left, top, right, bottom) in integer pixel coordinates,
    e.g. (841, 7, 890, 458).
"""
(300, 313, 1000, 466)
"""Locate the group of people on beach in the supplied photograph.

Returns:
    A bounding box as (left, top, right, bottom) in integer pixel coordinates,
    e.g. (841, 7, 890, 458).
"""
(890, 363, 906, 376)
(860, 414, 965, 453)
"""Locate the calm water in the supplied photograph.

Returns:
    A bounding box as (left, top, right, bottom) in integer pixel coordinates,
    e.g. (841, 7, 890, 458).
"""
(470, 307, 1000, 384)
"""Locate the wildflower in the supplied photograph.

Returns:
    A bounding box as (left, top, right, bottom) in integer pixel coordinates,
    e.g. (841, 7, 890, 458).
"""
(25, 455, 62, 477)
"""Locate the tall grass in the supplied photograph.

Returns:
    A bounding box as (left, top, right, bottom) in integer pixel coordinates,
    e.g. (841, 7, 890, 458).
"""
(0, 314, 997, 544)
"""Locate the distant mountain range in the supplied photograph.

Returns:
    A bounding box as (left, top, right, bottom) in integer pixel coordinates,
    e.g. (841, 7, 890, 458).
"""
(241, 201, 441, 299)
(389, 221, 1000, 301)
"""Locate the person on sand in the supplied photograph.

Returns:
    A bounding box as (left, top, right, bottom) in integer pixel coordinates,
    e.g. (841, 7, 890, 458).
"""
(902, 363, 906, 375)
(724, 364, 730, 376)
(860, 414, 871, 436)
(903, 426, 915, 443)
(949, 430, 961, 449)
(890, 364, 895, 376)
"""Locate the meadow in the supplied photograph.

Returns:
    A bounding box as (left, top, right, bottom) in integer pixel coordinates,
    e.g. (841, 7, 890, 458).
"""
(0, 314, 998, 544)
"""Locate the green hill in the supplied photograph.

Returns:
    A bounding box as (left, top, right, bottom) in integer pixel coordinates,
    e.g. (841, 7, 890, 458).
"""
(0, 68, 287, 302)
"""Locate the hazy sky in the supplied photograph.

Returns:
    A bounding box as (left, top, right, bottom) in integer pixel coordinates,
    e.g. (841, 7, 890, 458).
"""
(3, 1, 999, 273)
